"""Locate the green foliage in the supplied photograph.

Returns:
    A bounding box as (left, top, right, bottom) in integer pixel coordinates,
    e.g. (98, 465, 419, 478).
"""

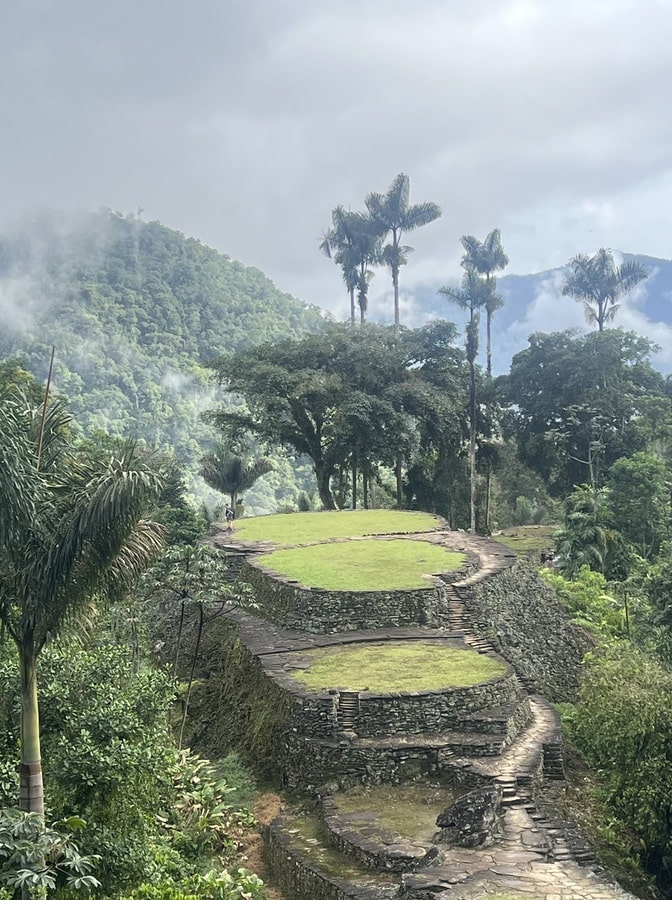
(572, 644, 672, 883)
(208, 321, 468, 511)
(0, 210, 323, 509)
(200, 448, 273, 507)
(504, 329, 669, 497)
(119, 868, 266, 899)
(0, 808, 100, 894)
(553, 485, 611, 577)
(160, 752, 255, 865)
(605, 451, 669, 560)
(539, 566, 625, 638)
(561, 248, 648, 331)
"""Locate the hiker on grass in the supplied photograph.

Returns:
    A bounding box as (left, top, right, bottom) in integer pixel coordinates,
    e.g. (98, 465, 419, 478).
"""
(224, 503, 235, 532)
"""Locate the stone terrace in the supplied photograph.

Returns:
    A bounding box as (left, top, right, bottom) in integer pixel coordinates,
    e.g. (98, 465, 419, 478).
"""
(214, 521, 636, 900)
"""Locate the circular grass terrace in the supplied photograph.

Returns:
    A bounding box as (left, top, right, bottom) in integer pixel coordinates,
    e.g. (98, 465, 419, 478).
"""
(259, 539, 465, 591)
(233, 508, 441, 547)
(290, 642, 507, 692)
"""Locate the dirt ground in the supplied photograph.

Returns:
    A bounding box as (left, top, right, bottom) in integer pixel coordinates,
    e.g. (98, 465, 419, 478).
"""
(239, 792, 287, 900)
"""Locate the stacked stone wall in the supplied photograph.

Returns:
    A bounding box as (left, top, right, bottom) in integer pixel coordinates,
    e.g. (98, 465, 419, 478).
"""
(239, 557, 457, 632)
(459, 562, 595, 702)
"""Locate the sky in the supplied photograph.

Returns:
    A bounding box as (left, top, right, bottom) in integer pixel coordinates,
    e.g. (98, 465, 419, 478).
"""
(3, 0, 672, 357)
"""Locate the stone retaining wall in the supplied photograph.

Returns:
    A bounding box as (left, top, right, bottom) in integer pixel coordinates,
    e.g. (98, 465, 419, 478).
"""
(352, 673, 523, 738)
(459, 562, 595, 702)
(279, 733, 500, 792)
(262, 818, 399, 900)
(259, 661, 524, 740)
(239, 557, 457, 633)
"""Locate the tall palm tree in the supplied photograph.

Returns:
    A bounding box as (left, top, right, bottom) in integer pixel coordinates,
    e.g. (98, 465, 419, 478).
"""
(320, 206, 360, 325)
(439, 271, 490, 534)
(460, 229, 508, 376)
(561, 248, 647, 332)
(0, 391, 166, 816)
(366, 173, 441, 333)
(321, 207, 381, 325)
(200, 444, 273, 509)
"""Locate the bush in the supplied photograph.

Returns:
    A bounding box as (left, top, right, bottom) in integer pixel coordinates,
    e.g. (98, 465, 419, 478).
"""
(573, 644, 672, 888)
(539, 566, 625, 639)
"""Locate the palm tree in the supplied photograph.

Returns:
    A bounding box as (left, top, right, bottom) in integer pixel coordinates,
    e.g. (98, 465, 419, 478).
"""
(366, 173, 441, 333)
(439, 271, 490, 534)
(320, 206, 360, 325)
(0, 391, 166, 816)
(321, 207, 381, 325)
(555, 484, 611, 578)
(200, 444, 273, 509)
(561, 248, 647, 332)
(460, 229, 508, 376)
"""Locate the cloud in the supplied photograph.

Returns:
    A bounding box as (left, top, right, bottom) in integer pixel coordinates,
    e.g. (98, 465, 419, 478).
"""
(1, 0, 672, 339)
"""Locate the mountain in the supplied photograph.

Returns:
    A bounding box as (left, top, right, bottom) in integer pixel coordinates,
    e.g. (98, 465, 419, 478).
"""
(397, 253, 672, 376)
(2, 213, 671, 515)
(0, 210, 325, 462)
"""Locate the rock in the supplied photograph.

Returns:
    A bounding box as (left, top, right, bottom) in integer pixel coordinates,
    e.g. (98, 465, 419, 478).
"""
(433, 785, 502, 848)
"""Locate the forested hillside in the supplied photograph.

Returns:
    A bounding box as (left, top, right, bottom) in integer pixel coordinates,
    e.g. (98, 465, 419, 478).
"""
(0, 210, 324, 498)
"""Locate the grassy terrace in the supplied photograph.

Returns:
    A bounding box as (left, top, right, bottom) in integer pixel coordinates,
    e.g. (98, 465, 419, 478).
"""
(291, 642, 506, 692)
(233, 509, 441, 546)
(260, 539, 464, 590)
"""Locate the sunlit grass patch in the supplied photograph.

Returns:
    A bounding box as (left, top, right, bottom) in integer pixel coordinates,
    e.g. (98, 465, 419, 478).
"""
(291, 642, 506, 692)
(260, 539, 464, 590)
(233, 509, 440, 546)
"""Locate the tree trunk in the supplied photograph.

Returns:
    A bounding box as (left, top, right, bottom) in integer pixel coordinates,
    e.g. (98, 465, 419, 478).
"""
(315, 464, 335, 510)
(351, 456, 357, 509)
(393, 267, 400, 335)
(363, 466, 369, 510)
(179, 602, 204, 750)
(350, 286, 356, 325)
(19, 645, 44, 818)
(469, 361, 477, 535)
(395, 454, 403, 507)
(486, 311, 493, 378)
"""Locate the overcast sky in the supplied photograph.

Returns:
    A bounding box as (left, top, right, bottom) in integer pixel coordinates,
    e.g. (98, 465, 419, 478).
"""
(3, 0, 672, 343)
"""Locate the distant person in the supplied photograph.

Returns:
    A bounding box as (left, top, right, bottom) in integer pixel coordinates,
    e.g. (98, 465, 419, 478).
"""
(224, 503, 235, 532)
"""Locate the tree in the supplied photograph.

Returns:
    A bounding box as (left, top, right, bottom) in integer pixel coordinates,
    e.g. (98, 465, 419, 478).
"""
(366, 173, 441, 333)
(0, 391, 165, 816)
(554, 484, 612, 578)
(605, 452, 669, 561)
(439, 270, 491, 533)
(460, 229, 508, 376)
(503, 329, 667, 497)
(207, 323, 466, 512)
(561, 248, 647, 332)
(320, 206, 361, 325)
(321, 207, 380, 324)
(200, 445, 273, 510)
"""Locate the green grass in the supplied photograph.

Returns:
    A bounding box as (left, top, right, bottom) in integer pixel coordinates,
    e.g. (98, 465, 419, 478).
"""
(233, 509, 441, 546)
(261, 539, 464, 590)
(290, 642, 507, 692)
(494, 525, 556, 555)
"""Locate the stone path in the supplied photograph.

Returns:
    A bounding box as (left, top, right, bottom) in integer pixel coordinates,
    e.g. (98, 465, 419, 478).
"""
(401, 698, 637, 899)
(214, 524, 639, 899)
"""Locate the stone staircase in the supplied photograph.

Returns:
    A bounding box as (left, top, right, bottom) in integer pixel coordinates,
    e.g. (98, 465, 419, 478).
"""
(217, 524, 639, 900)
